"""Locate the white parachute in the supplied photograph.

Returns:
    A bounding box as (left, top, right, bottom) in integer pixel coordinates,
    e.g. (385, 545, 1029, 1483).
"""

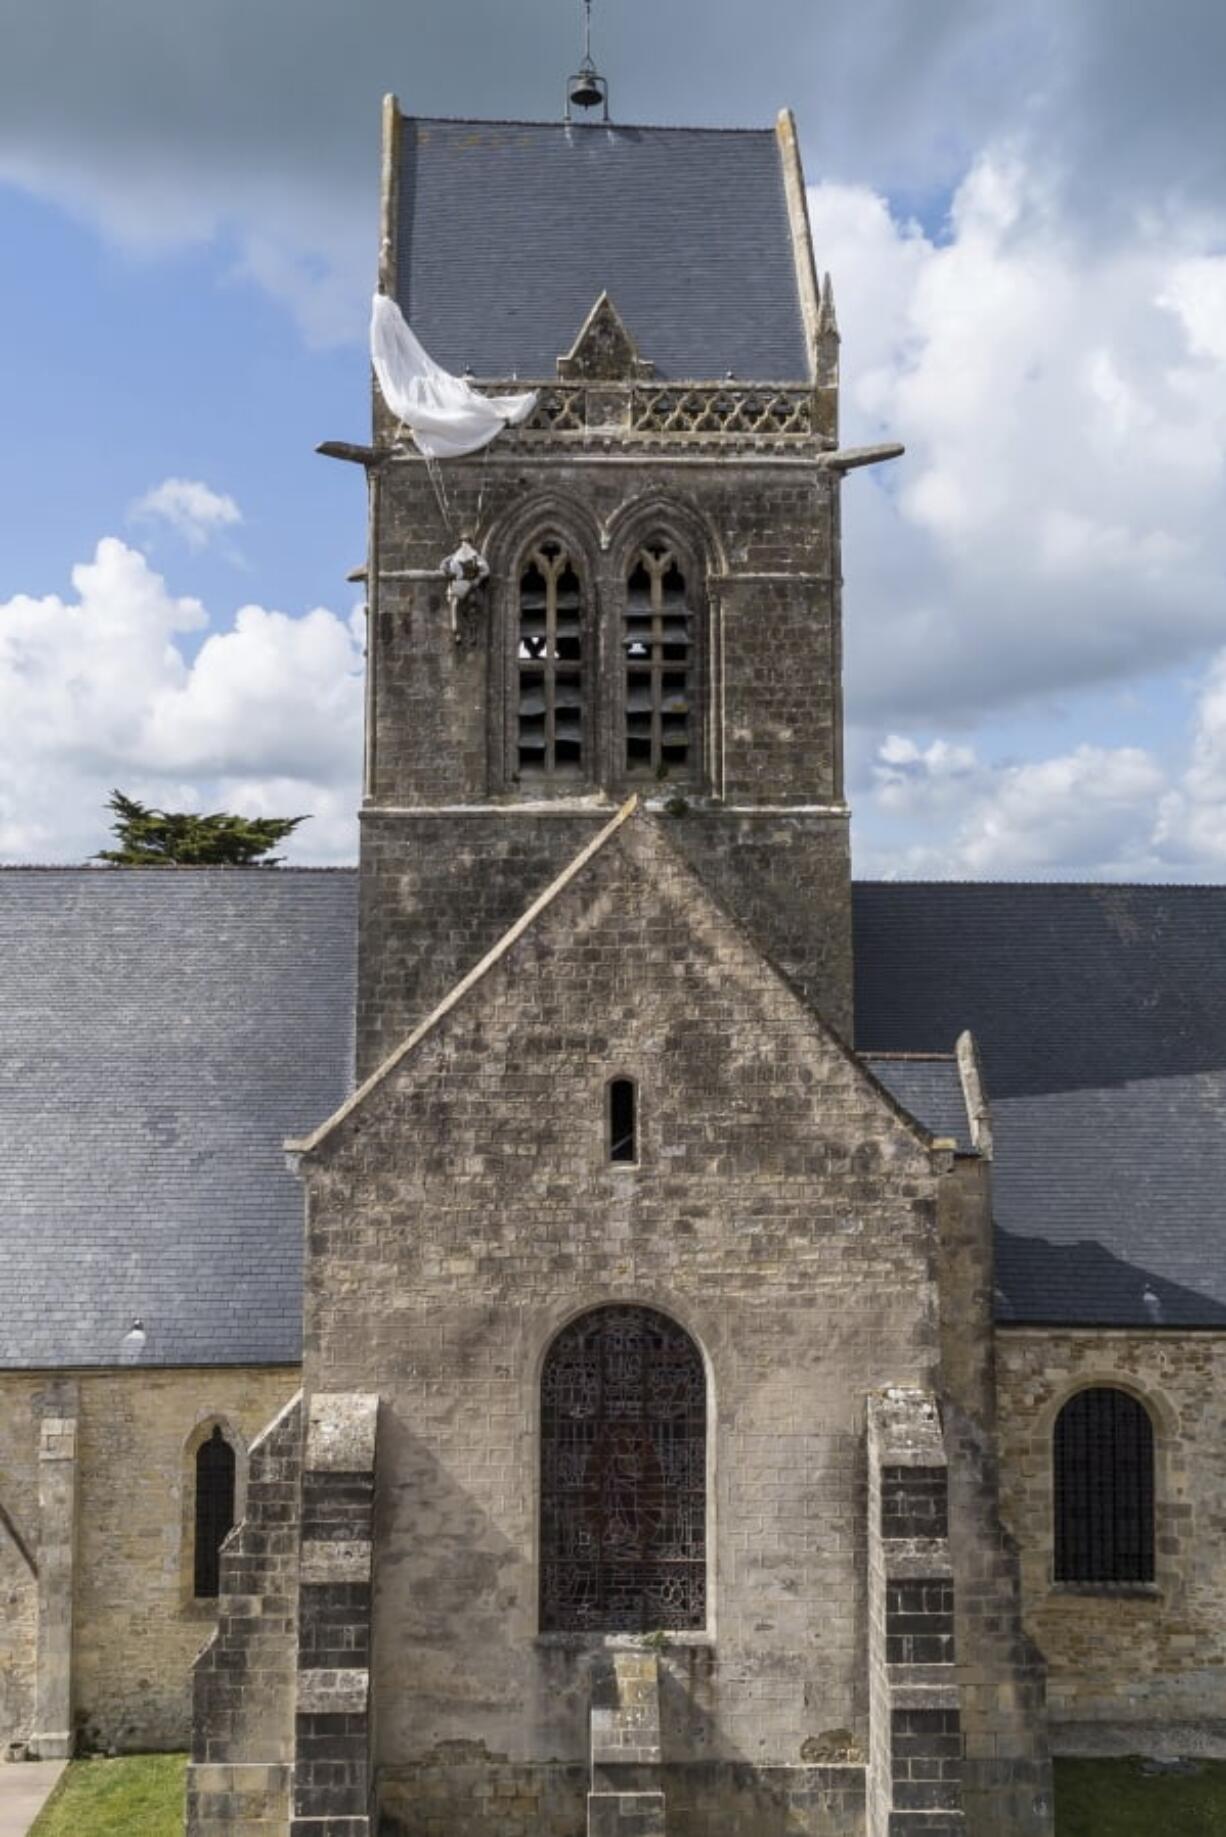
(369, 293, 538, 460)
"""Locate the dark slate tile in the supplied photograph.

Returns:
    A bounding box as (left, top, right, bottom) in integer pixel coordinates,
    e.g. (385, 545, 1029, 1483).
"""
(0, 868, 357, 1367)
(854, 882, 1226, 1327)
(861, 1056, 971, 1152)
(398, 117, 809, 382)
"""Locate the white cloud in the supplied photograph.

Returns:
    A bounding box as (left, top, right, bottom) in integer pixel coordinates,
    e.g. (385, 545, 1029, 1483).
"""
(810, 153, 1226, 728)
(952, 745, 1167, 878)
(1155, 652, 1226, 866)
(0, 538, 362, 863)
(874, 735, 978, 814)
(864, 647, 1226, 880)
(130, 477, 243, 550)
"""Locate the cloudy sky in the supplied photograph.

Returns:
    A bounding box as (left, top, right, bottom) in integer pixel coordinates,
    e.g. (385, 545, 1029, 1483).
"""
(1, 0, 1224, 875)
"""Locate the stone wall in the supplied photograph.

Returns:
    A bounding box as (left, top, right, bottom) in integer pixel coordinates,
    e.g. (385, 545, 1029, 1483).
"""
(0, 1365, 298, 1755)
(290, 1391, 378, 1836)
(996, 1328, 1226, 1734)
(935, 1163, 1053, 1834)
(356, 438, 855, 1079)
(357, 806, 853, 1082)
(303, 809, 946, 1835)
(188, 1391, 303, 1837)
(0, 1375, 43, 1749)
(865, 1389, 965, 1837)
(366, 451, 842, 811)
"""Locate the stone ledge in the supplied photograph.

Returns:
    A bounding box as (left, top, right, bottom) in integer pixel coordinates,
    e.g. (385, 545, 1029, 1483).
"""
(305, 1395, 379, 1473)
(301, 1540, 373, 1584)
(296, 1666, 370, 1715)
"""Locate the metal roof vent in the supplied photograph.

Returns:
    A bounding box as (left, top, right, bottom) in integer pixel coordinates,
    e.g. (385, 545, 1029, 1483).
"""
(566, 0, 610, 121)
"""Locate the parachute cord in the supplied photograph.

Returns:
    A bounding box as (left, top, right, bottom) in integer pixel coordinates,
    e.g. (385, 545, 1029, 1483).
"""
(423, 453, 458, 543)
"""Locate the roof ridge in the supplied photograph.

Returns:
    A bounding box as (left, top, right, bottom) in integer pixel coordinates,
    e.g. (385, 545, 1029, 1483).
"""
(286, 796, 639, 1157)
(854, 879, 1226, 891)
(405, 114, 778, 135)
(860, 1051, 957, 1062)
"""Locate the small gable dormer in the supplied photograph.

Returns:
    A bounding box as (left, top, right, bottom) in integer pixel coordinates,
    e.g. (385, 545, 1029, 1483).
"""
(556, 293, 655, 382)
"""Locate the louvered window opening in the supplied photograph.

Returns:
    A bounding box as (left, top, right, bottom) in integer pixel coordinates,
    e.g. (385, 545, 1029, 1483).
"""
(1054, 1388, 1154, 1584)
(194, 1426, 237, 1599)
(541, 1306, 706, 1632)
(517, 541, 584, 779)
(625, 543, 693, 779)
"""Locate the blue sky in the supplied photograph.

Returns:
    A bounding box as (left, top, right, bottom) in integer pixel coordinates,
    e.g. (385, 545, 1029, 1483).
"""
(1, 0, 1224, 874)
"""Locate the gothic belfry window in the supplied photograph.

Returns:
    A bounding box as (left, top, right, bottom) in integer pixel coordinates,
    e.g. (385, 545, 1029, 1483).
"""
(624, 541, 696, 780)
(516, 539, 586, 780)
(1053, 1387, 1155, 1584)
(540, 1305, 706, 1632)
(194, 1425, 237, 1599)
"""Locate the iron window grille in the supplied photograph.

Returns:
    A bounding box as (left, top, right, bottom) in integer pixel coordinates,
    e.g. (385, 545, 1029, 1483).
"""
(516, 539, 586, 781)
(624, 542, 695, 781)
(540, 1305, 706, 1632)
(194, 1425, 237, 1599)
(1053, 1387, 1155, 1585)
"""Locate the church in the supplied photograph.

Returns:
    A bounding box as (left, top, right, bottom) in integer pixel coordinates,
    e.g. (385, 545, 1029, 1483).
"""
(1, 78, 1224, 1837)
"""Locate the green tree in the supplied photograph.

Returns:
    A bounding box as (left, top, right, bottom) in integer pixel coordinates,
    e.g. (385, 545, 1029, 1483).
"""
(96, 790, 307, 867)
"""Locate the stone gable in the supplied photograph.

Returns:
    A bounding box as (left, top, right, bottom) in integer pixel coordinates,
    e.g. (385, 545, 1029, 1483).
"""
(296, 811, 946, 1829)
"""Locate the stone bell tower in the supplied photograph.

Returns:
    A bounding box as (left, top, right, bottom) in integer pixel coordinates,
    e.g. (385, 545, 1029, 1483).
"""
(335, 96, 901, 1081)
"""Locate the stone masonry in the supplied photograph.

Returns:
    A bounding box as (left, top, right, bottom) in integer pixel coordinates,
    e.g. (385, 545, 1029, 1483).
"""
(31, 1409, 78, 1760)
(355, 434, 857, 1077)
(290, 1392, 379, 1837)
(866, 1390, 965, 1837)
(185, 91, 1057, 1837)
(997, 1329, 1226, 1738)
(588, 1649, 665, 1835)
(188, 1392, 303, 1837)
(285, 805, 1050, 1835)
(0, 1366, 298, 1761)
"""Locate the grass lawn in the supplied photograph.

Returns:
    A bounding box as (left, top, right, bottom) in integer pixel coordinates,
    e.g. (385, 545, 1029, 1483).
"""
(21, 1752, 1226, 1834)
(1054, 1757, 1226, 1835)
(29, 1754, 186, 1837)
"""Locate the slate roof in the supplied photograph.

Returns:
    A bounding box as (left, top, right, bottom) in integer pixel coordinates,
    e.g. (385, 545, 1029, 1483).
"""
(396, 116, 810, 382)
(0, 869, 356, 1369)
(2, 869, 1222, 1364)
(854, 882, 1226, 1329)
(862, 1056, 972, 1154)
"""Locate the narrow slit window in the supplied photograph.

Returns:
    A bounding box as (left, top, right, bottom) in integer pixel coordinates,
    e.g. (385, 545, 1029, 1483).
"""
(609, 1078, 637, 1163)
(624, 542, 694, 780)
(194, 1425, 237, 1599)
(517, 540, 585, 780)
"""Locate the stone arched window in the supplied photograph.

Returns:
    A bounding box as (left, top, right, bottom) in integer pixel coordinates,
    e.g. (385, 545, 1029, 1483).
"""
(1053, 1387, 1155, 1584)
(540, 1305, 706, 1632)
(623, 537, 700, 785)
(515, 537, 587, 782)
(194, 1425, 238, 1599)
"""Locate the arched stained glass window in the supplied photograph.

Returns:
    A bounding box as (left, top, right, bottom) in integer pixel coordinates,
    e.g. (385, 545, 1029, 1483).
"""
(624, 541, 695, 781)
(540, 1306, 706, 1632)
(194, 1426, 237, 1599)
(516, 539, 585, 779)
(1053, 1387, 1154, 1584)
